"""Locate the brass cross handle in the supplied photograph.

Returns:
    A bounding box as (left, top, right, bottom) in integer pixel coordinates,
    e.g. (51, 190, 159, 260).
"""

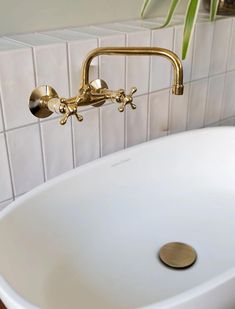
(116, 87, 137, 112)
(59, 99, 83, 125)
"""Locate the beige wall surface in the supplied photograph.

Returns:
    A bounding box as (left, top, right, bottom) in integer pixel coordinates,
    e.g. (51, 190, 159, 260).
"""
(0, 0, 198, 36)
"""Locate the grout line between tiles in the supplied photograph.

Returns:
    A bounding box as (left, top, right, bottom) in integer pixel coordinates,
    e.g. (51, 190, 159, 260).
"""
(0, 99, 15, 201)
(219, 72, 228, 121)
(146, 28, 153, 141)
(123, 33, 128, 149)
(226, 18, 235, 72)
(0, 60, 15, 200)
(66, 42, 76, 169)
(167, 26, 176, 136)
(31, 47, 46, 183)
(97, 38, 102, 158)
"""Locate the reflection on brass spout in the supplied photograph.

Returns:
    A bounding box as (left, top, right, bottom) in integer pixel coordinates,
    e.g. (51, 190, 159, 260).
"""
(29, 47, 184, 125)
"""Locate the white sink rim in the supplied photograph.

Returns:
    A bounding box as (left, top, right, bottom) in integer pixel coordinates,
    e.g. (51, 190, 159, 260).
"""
(1, 126, 235, 309)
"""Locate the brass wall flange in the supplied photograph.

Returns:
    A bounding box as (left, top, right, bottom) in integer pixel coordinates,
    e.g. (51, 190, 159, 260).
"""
(29, 85, 59, 118)
(90, 79, 108, 107)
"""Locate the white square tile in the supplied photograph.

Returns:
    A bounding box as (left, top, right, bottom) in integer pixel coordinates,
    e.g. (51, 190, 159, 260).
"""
(73, 108, 100, 166)
(9, 33, 71, 99)
(71, 26, 118, 37)
(122, 19, 162, 29)
(97, 32, 126, 91)
(204, 75, 225, 126)
(7, 124, 44, 196)
(41, 30, 98, 96)
(0, 37, 26, 51)
(0, 101, 3, 132)
(126, 94, 148, 147)
(73, 26, 126, 93)
(0, 133, 12, 202)
(0, 48, 37, 129)
(147, 16, 184, 26)
(7, 33, 70, 120)
(41, 118, 73, 180)
(174, 25, 193, 83)
(7, 32, 64, 47)
(223, 71, 235, 118)
(169, 84, 189, 134)
(149, 89, 170, 139)
(42, 29, 95, 41)
(210, 18, 232, 75)
(191, 21, 214, 80)
(187, 79, 208, 130)
(227, 18, 235, 71)
(101, 24, 151, 95)
(0, 199, 13, 211)
(33, 43, 69, 98)
(67, 38, 98, 95)
(150, 27, 174, 92)
(100, 103, 125, 156)
(126, 31, 151, 95)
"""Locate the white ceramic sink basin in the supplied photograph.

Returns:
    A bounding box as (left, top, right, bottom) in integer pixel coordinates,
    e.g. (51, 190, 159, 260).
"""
(1, 127, 235, 309)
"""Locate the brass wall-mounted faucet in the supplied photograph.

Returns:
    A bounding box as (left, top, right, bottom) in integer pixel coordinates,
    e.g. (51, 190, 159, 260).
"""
(29, 47, 184, 125)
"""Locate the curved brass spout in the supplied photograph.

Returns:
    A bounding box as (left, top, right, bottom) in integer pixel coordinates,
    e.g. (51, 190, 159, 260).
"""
(80, 47, 184, 95)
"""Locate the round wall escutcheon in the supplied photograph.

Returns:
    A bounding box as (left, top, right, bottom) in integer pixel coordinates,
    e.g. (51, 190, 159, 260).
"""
(29, 85, 59, 118)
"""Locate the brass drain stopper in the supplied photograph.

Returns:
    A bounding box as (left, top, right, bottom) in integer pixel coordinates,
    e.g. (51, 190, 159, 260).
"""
(159, 242, 197, 269)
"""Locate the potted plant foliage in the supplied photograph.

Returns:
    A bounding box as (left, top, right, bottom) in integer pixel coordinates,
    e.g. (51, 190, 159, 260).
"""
(141, 0, 220, 59)
(204, 0, 235, 15)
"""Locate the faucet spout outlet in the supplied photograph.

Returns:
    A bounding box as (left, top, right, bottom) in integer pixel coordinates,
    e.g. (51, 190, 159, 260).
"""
(29, 47, 184, 125)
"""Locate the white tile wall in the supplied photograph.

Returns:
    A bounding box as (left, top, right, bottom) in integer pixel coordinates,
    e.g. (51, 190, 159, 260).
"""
(100, 103, 125, 155)
(0, 16, 235, 206)
(174, 25, 193, 83)
(187, 79, 208, 130)
(73, 108, 100, 166)
(191, 20, 214, 80)
(149, 89, 170, 139)
(223, 70, 235, 118)
(100, 23, 150, 95)
(126, 94, 148, 147)
(6, 124, 44, 196)
(209, 18, 233, 76)
(150, 27, 174, 92)
(0, 101, 3, 132)
(227, 18, 235, 71)
(40, 118, 73, 180)
(204, 74, 225, 125)
(41, 29, 99, 96)
(72, 26, 126, 91)
(0, 133, 12, 201)
(9, 33, 70, 99)
(0, 46, 36, 129)
(169, 83, 189, 134)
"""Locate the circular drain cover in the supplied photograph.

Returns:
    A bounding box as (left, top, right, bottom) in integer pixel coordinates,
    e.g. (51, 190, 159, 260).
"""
(159, 242, 197, 269)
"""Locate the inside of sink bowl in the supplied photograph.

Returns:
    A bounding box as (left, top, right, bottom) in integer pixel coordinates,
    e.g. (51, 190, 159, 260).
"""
(1, 128, 235, 309)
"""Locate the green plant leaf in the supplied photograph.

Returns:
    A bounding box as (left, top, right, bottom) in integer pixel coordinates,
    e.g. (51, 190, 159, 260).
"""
(161, 0, 182, 28)
(140, 0, 152, 18)
(182, 0, 201, 60)
(210, 0, 220, 21)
